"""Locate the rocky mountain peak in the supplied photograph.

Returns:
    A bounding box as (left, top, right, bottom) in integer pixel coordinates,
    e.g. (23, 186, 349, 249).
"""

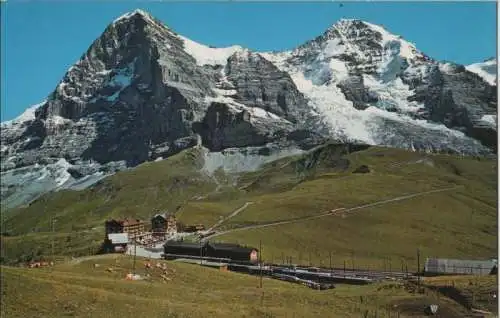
(289, 17, 430, 80)
(328, 18, 373, 35)
(112, 9, 157, 25)
(37, 9, 202, 123)
(110, 10, 175, 35)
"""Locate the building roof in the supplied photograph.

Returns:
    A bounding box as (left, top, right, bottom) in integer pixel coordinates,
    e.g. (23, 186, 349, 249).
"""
(425, 258, 497, 275)
(207, 242, 258, 254)
(152, 212, 174, 220)
(164, 240, 258, 255)
(210, 243, 240, 248)
(164, 240, 203, 249)
(106, 218, 144, 226)
(108, 233, 129, 244)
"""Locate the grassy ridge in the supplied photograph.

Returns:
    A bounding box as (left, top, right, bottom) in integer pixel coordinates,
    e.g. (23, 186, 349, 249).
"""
(423, 275, 498, 313)
(217, 187, 496, 271)
(214, 146, 496, 271)
(0, 255, 475, 318)
(1, 144, 497, 270)
(2, 148, 216, 234)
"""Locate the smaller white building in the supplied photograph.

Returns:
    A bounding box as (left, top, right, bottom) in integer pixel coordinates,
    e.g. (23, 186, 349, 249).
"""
(424, 258, 497, 276)
(106, 233, 129, 253)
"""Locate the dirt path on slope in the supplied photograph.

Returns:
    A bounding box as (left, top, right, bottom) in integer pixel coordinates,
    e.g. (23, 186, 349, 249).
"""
(205, 201, 255, 233)
(206, 207, 346, 239)
(206, 186, 459, 239)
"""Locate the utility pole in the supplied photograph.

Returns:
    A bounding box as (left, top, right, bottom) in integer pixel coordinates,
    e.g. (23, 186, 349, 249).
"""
(51, 217, 57, 260)
(199, 238, 202, 265)
(317, 267, 320, 285)
(329, 252, 332, 276)
(259, 240, 262, 289)
(132, 235, 137, 275)
(417, 248, 421, 287)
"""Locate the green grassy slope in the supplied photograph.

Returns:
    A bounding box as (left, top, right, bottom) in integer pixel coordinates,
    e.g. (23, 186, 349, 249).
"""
(423, 275, 498, 313)
(215, 146, 497, 270)
(3, 148, 216, 234)
(1, 143, 497, 270)
(0, 255, 475, 318)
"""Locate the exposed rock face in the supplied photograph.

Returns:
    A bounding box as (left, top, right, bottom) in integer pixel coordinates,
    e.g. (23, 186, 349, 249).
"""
(0, 11, 497, 209)
(225, 51, 309, 122)
(32, 11, 216, 167)
(336, 75, 379, 110)
(403, 64, 497, 150)
(193, 102, 294, 151)
(4, 11, 311, 171)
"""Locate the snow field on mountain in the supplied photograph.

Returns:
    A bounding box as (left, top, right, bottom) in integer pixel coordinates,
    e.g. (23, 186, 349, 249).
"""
(178, 35, 243, 67)
(363, 75, 421, 114)
(287, 67, 377, 144)
(1, 102, 44, 127)
(466, 60, 497, 86)
(480, 114, 497, 128)
(363, 21, 417, 60)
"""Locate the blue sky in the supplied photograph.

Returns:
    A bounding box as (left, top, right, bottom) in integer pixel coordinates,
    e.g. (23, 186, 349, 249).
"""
(1, 1, 496, 122)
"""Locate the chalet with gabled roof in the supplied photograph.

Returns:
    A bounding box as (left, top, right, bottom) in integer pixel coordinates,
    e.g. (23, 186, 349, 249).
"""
(151, 212, 177, 236)
(105, 218, 145, 239)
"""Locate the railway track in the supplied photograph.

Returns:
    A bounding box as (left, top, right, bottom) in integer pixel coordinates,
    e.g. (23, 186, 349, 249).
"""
(166, 253, 416, 281)
(266, 265, 416, 281)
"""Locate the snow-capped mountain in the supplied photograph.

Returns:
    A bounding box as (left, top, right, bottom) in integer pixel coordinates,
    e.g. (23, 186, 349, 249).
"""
(1, 9, 497, 209)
